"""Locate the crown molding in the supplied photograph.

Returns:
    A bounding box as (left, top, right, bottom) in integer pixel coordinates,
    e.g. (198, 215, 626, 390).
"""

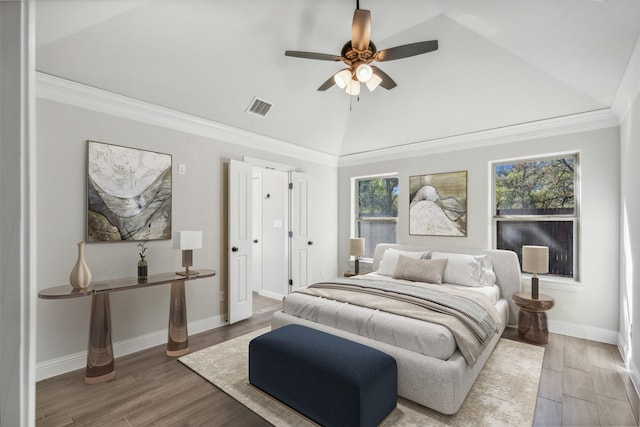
(613, 34, 640, 121)
(36, 72, 623, 170)
(338, 109, 619, 167)
(36, 72, 339, 168)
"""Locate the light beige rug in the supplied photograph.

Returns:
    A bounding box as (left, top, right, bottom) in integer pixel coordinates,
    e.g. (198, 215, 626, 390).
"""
(180, 328, 545, 427)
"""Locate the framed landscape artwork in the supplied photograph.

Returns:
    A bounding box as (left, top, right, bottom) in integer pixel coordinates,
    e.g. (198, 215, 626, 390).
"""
(87, 140, 172, 242)
(409, 170, 467, 236)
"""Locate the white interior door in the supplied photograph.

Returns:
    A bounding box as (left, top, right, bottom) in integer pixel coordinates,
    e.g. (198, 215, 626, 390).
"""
(228, 159, 253, 324)
(251, 172, 262, 293)
(290, 171, 311, 291)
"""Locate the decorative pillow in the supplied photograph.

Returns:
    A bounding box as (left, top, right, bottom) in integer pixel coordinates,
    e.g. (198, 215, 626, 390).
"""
(429, 252, 486, 287)
(481, 256, 497, 285)
(392, 256, 448, 284)
(377, 248, 427, 276)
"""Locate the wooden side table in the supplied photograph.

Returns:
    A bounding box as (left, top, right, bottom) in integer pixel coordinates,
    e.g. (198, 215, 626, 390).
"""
(343, 271, 357, 277)
(512, 292, 555, 345)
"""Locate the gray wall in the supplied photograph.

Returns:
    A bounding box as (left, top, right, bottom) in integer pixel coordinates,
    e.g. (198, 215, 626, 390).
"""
(35, 97, 338, 376)
(339, 127, 621, 338)
(620, 89, 640, 389)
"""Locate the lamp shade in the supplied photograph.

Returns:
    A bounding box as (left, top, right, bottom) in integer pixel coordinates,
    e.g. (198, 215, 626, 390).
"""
(366, 73, 383, 92)
(173, 231, 202, 250)
(334, 69, 352, 89)
(355, 63, 373, 82)
(349, 238, 365, 257)
(345, 79, 361, 96)
(522, 245, 549, 274)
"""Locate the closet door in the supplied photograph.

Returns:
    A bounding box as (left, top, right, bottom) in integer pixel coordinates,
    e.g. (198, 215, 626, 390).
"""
(228, 159, 253, 323)
(289, 172, 312, 291)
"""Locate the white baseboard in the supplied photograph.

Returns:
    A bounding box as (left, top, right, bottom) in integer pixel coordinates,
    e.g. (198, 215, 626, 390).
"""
(548, 319, 618, 344)
(627, 355, 640, 403)
(617, 333, 640, 403)
(36, 315, 224, 381)
(258, 290, 285, 301)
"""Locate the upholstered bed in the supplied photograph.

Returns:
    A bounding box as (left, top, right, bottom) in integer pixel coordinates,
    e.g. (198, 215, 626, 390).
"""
(271, 244, 521, 414)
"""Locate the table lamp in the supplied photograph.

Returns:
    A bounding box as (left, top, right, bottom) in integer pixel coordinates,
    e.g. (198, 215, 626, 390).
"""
(174, 231, 202, 276)
(349, 238, 365, 275)
(522, 245, 548, 299)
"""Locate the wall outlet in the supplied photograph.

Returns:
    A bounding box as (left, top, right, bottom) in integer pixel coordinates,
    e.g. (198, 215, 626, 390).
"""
(219, 291, 225, 302)
(178, 164, 186, 175)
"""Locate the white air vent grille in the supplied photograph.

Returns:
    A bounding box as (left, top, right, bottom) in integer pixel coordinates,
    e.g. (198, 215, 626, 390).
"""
(246, 97, 272, 117)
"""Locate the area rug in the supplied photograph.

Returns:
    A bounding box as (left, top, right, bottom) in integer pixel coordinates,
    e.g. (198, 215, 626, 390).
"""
(179, 328, 544, 426)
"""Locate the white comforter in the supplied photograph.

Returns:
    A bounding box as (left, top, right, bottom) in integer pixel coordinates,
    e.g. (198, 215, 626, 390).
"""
(282, 274, 507, 361)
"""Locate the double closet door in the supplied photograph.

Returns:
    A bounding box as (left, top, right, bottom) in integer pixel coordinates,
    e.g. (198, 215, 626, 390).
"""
(228, 159, 312, 324)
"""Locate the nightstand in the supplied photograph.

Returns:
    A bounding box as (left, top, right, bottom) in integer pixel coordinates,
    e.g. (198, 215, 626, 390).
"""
(512, 292, 555, 344)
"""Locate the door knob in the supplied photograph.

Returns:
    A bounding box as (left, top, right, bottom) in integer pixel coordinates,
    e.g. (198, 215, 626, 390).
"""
(231, 247, 239, 252)
(308, 241, 313, 246)
(253, 239, 259, 243)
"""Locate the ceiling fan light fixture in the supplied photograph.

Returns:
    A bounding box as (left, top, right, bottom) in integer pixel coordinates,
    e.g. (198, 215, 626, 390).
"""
(334, 69, 352, 89)
(345, 79, 361, 96)
(366, 73, 383, 91)
(355, 62, 373, 82)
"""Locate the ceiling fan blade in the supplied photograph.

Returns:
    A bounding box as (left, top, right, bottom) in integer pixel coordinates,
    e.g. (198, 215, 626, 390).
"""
(317, 75, 337, 91)
(285, 51, 342, 61)
(374, 40, 438, 62)
(371, 66, 397, 90)
(351, 9, 371, 51)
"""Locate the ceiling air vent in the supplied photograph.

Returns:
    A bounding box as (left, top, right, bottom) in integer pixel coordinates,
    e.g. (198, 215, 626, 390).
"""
(246, 97, 272, 117)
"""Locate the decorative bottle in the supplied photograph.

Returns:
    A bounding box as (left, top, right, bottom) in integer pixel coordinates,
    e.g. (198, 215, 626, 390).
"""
(69, 240, 92, 289)
(138, 258, 148, 280)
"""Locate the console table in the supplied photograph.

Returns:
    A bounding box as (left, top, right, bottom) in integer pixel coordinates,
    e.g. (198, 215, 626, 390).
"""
(39, 269, 216, 384)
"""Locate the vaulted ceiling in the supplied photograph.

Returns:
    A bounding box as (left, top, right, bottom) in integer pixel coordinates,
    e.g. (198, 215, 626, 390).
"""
(35, 0, 640, 157)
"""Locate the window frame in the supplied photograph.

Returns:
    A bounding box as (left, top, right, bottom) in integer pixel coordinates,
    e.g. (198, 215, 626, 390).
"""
(491, 152, 581, 281)
(351, 172, 399, 261)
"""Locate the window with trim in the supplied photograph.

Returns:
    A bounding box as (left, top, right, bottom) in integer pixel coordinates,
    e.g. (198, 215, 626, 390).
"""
(493, 154, 579, 279)
(354, 174, 398, 258)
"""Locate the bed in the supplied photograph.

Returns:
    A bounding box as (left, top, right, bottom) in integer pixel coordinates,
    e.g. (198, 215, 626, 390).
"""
(271, 243, 521, 414)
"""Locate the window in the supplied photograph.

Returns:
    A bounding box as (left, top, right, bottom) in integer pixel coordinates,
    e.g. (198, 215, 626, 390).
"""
(493, 154, 579, 279)
(354, 175, 398, 258)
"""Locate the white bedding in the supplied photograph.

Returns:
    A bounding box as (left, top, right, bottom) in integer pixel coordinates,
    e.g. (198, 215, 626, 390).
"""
(274, 244, 522, 414)
(281, 275, 508, 361)
(362, 272, 501, 304)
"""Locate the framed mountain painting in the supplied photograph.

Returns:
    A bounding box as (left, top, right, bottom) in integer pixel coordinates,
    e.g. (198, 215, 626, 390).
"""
(87, 140, 172, 242)
(409, 170, 467, 236)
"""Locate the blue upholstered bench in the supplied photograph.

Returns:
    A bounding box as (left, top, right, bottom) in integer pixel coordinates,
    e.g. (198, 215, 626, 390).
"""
(249, 324, 397, 427)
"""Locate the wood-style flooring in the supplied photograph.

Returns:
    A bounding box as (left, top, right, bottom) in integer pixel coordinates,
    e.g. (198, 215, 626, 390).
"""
(37, 294, 640, 426)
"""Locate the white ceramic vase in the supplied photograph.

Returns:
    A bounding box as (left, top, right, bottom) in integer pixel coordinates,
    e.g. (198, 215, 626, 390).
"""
(69, 240, 92, 289)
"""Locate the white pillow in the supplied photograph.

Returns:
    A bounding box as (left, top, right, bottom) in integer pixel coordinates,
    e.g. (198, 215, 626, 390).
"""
(377, 248, 427, 276)
(429, 252, 486, 287)
(481, 256, 497, 285)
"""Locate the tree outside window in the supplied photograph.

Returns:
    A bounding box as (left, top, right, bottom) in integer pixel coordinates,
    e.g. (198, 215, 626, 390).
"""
(355, 175, 398, 258)
(494, 155, 578, 278)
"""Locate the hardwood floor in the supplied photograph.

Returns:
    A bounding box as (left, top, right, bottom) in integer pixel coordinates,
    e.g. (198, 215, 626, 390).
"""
(36, 295, 281, 427)
(503, 327, 640, 426)
(37, 295, 640, 426)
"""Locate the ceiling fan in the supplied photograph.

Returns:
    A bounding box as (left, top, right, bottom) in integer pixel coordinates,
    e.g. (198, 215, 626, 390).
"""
(285, 1, 438, 96)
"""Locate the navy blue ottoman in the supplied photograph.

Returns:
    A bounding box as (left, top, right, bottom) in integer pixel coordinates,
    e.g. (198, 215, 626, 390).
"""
(249, 324, 397, 427)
